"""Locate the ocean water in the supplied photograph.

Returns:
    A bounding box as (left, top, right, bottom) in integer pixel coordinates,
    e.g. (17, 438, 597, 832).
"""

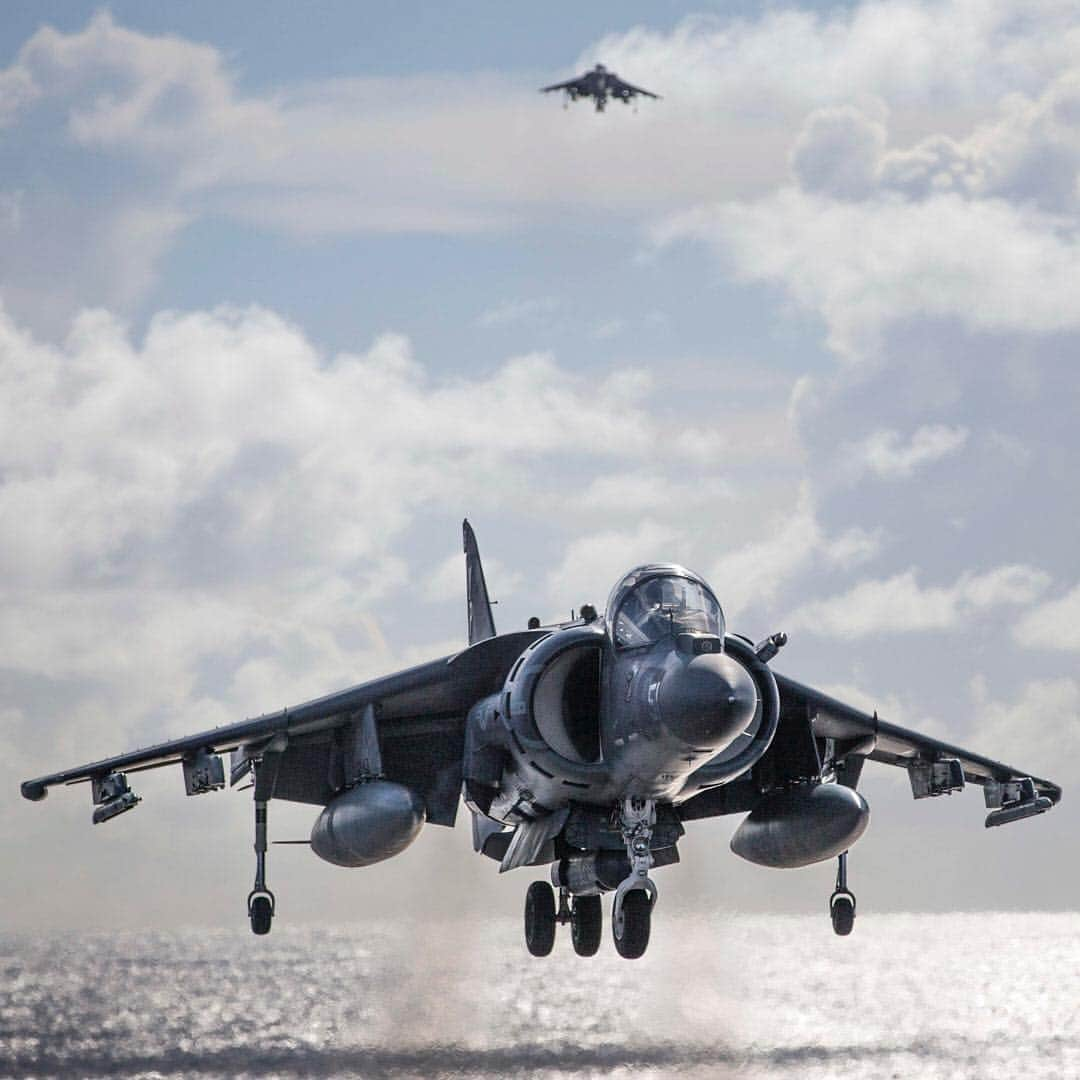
(2, 912, 1077, 1079)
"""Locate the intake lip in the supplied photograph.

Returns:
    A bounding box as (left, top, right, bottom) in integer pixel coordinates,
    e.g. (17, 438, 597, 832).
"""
(656, 651, 758, 750)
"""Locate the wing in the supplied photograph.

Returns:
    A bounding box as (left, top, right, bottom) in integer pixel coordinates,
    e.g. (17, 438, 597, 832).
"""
(21, 630, 543, 826)
(611, 76, 660, 100)
(540, 77, 585, 94)
(774, 673, 1061, 821)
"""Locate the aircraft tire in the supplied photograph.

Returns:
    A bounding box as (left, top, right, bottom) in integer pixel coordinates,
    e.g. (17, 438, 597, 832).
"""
(250, 895, 273, 936)
(524, 881, 556, 956)
(571, 895, 602, 957)
(830, 892, 855, 936)
(613, 889, 650, 959)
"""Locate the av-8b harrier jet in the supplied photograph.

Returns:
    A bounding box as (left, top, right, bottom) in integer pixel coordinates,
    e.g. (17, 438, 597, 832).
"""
(541, 63, 660, 112)
(22, 522, 1060, 958)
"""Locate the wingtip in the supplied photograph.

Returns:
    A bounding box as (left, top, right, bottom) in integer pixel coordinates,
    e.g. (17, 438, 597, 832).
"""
(21, 780, 48, 802)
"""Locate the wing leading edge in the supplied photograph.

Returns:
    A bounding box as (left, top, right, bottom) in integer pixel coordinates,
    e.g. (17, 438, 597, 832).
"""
(775, 673, 1061, 819)
(20, 630, 543, 806)
(540, 77, 585, 94)
(612, 76, 660, 100)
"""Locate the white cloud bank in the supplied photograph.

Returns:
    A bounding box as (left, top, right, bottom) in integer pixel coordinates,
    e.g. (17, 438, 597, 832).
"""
(636, 0, 1080, 645)
(708, 487, 882, 620)
(971, 675, 1080, 782)
(1013, 584, 1080, 651)
(787, 565, 1050, 638)
(0, 300, 735, 764)
(657, 190, 1080, 361)
(5, 1, 1079, 335)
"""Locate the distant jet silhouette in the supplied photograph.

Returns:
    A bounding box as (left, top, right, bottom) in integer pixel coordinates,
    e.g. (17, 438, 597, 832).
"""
(541, 63, 661, 112)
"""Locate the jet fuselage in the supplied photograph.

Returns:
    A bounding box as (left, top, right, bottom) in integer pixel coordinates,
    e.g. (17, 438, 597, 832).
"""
(464, 564, 778, 827)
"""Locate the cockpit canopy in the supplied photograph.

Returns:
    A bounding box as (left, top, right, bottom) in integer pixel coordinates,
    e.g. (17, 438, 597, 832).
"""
(607, 564, 725, 649)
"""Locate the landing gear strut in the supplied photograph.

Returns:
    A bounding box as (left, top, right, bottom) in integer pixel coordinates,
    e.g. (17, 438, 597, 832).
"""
(829, 850, 855, 936)
(248, 798, 275, 935)
(612, 798, 658, 959)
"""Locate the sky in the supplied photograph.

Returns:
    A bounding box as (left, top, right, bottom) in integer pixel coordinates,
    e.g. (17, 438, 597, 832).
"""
(2, 0, 1078, 931)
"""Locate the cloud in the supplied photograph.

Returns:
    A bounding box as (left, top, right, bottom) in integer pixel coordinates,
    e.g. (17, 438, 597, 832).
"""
(589, 2, 1080, 113)
(657, 190, 1080, 361)
(568, 471, 735, 516)
(545, 520, 682, 614)
(787, 564, 1050, 638)
(590, 318, 626, 340)
(0, 302, 726, 589)
(970, 675, 1080, 781)
(4, 3, 1079, 335)
(783, 62, 1080, 215)
(0, 299, 740, 742)
(475, 297, 560, 329)
(424, 550, 521, 605)
(707, 487, 882, 620)
(791, 106, 887, 200)
(846, 424, 969, 480)
(1013, 583, 1080, 651)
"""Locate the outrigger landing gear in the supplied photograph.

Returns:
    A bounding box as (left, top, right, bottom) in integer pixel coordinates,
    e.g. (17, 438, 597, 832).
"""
(612, 798, 658, 959)
(829, 850, 855, 936)
(248, 799, 275, 936)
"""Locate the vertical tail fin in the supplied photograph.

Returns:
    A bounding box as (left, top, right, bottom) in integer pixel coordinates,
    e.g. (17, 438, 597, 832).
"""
(463, 519, 497, 645)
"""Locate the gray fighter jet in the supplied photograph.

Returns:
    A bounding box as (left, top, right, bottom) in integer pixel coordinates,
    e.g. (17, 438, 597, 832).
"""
(541, 63, 660, 112)
(21, 521, 1061, 957)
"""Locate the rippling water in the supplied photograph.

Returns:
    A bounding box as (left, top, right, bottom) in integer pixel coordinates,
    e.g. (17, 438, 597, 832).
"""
(2, 913, 1077, 1078)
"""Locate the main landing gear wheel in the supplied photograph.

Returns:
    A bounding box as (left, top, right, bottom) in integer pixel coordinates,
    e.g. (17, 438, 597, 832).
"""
(524, 880, 557, 957)
(830, 891, 856, 936)
(571, 895, 602, 957)
(248, 891, 274, 936)
(612, 889, 651, 959)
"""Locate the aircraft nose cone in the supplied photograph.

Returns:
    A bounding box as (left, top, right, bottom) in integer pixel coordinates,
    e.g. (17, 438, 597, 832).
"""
(657, 652, 758, 749)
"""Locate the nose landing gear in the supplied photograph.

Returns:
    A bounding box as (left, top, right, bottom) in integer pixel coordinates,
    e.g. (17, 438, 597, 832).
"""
(612, 888, 652, 958)
(522, 799, 660, 959)
(611, 798, 658, 959)
(829, 850, 856, 936)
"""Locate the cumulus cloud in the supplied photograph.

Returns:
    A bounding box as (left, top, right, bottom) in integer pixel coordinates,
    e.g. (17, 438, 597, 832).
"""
(970, 675, 1080, 781)
(475, 297, 560, 330)
(7, 1, 1079, 335)
(783, 64, 1080, 214)
(0, 300, 735, 751)
(1012, 583, 1080, 651)
(658, 191, 1080, 361)
(791, 106, 887, 200)
(424, 550, 521, 605)
(707, 487, 882, 620)
(787, 564, 1050, 638)
(846, 424, 969, 479)
(647, 3, 1080, 667)
(545, 520, 682, 614)
(590, 2, 1080, 113)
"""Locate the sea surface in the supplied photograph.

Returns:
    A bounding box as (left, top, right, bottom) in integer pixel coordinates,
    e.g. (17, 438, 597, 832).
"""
(2, 912, 1077, 1079)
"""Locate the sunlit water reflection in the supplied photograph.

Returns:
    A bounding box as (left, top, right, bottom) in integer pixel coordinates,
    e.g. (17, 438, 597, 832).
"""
(2, 913, 1077, 1078)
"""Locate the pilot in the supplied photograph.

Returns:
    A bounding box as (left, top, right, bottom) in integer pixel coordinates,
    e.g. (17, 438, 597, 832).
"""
(638, 578, 679, 640)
